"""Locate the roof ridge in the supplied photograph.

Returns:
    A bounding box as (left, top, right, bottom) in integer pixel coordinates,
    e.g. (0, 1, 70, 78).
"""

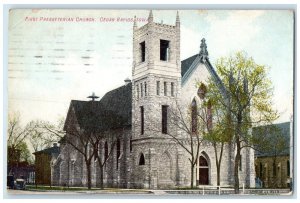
(100, 82, 132, 101)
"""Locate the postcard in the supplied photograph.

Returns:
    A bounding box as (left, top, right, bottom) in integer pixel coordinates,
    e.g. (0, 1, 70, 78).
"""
(6, 9, 294, 196)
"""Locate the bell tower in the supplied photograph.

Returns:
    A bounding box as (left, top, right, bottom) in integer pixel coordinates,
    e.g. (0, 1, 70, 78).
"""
(132, 10, 181, 139)
(130, 10, 182, 189)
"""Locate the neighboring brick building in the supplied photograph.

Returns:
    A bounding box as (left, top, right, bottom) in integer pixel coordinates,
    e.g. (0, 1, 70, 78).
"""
(33, 144, 60, 185)
(51, 11, 255, 189)
(254, 122, 291, 188)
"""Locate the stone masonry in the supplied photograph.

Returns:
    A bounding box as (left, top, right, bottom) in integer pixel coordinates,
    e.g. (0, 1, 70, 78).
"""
(51, 11, 255, 189)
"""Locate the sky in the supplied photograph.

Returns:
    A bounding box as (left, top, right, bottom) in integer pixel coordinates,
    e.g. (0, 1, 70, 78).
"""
(7, 9, 294, 126)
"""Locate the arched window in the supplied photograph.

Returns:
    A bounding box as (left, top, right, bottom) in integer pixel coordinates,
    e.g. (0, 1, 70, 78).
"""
(171, 82, 174, 97)
(156, 81, 160, 95)
(136, 85, 139, 99)
(117, 139, 121, 158)
(207, 100, 212, 130)
(116, 139, 121, 169)
(140, 41, 145, 62)
(130, 136, 133, 153)
(139, 153, 145, 165)
(197, 83, 207, 99)
(162, 105, 168, 134)
(140, 106, 144, 135)
(191, 99, 197, 134)
(140, 83, 143, 97)
(104, 141, 108, 161)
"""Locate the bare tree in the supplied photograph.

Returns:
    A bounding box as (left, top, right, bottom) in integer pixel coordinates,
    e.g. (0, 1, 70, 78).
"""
(90, 109, 127, 189)
(7, 112, 35, 166)
(146, 99, 204, 188)
(37, 104, 125, 190)
(92, 132, 116, 189)
(39, 119, 96, 189)
(28, 120, 60, 152)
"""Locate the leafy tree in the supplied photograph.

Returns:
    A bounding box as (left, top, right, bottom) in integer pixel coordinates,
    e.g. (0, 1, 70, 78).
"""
(18, 141, 34, 164)
(198, 85, 232, 186)
(207, 52, 278, 193)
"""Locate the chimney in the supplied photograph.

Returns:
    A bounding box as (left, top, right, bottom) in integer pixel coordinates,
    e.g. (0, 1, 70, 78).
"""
(53, 143, 58, 147)
(124, 77, 131, 85)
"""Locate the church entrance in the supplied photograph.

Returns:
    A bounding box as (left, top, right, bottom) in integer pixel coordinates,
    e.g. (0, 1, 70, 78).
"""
(199, 155, 209, 185)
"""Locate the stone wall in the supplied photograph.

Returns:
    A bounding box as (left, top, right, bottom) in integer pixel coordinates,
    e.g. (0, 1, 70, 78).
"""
(255, 155, 290, 188)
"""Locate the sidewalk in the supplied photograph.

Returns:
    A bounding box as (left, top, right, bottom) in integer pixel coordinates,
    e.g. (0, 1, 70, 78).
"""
(7, 186, 292, 196)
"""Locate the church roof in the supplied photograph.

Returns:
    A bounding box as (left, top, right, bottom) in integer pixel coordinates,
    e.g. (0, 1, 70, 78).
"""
(65, 83, 132, 132)
(99, 83, 132, 127)
(65, 38, 222, 133)
(66, 53, 206, 132)
(181, 54, 198, 77)
(253, 122, 290, 158)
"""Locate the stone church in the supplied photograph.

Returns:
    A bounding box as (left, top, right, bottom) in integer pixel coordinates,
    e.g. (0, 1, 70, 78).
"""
(51, 11, 255, 189)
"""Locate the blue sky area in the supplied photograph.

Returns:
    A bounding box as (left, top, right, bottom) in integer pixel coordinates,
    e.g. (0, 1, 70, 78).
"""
(7, 9, 294, 125)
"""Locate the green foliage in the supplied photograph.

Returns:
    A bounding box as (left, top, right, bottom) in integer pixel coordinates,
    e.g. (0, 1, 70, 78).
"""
(8, 141, 33, 165)
(206, 51, 278, 145)
(18, 141, 33, 164)
(203, 51, 278, 193)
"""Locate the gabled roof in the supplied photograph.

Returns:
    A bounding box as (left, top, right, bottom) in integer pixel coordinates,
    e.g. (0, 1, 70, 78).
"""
(253, 122, 290, 157)
(64, 39, 223, 133)
(181, 54, 228, 100)
(64, 83, 132, 132)
(181, 54, 198, 77)
(100, 83, 132, 127)
(33, 146, 60, 155)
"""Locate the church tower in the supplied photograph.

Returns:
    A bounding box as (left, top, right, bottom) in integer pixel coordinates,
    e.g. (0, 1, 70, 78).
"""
(130, 11, 182, 188)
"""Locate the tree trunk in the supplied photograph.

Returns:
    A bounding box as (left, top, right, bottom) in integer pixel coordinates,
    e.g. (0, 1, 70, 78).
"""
(86, 160, 92, 189)
(214, 143, 220, 186)
(234, 113, 243, 194)
(216, 164, 220, 186)
(234, 139, 241, 194)
(99, 165, 104, 189)
(213, 142, 224, 186)
(190, 163, 195, 188)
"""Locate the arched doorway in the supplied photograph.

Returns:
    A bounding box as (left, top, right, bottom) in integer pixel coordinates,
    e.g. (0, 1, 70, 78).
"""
(199, 155, 209, 185)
